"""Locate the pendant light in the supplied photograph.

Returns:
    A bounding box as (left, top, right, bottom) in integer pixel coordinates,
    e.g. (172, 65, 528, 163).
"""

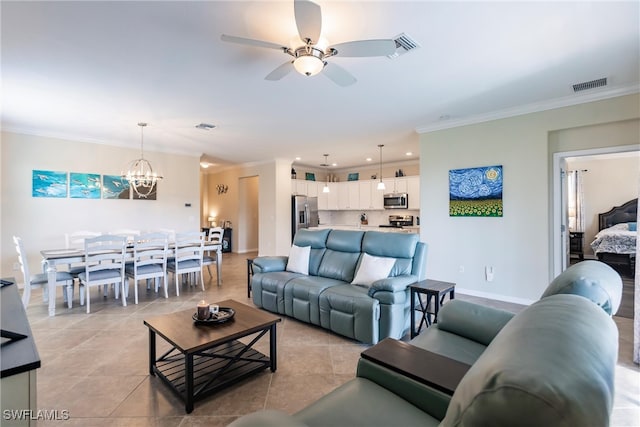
(322, 154, 330, 193)
(121, 122, 163, 198)
(377, 144, 386, 191)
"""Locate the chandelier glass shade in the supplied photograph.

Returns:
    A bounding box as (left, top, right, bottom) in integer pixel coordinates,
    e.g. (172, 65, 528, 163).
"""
(122, 123, 163, 198)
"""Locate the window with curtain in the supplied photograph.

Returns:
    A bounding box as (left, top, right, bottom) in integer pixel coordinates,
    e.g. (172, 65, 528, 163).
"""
(567, 170, 585, 232)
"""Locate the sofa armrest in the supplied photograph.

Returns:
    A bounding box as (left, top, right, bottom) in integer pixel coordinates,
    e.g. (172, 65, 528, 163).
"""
(369, 275, 417, 293)
(252, 256, 288, 273)
(358, 338, 470, 419)
(228, 409, 308, 427)
(361, 338, 471, 395)
(436, 300, 516, 346)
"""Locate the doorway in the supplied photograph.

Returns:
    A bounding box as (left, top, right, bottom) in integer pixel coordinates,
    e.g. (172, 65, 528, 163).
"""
(552, 146, 638, 320)
(238, 176, 259, 253)
(552, 145, 639, 276)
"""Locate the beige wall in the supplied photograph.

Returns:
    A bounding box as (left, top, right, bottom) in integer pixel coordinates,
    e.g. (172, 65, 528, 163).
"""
(1, 131, 200, 278)
(419, 94, 639, 304)
(204, 159, 291, 257)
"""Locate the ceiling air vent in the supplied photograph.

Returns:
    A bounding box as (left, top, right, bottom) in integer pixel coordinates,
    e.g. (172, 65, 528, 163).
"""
(195, 123, 216, 130)
(572, 77, 607, 93)
(387, 33, 420, 59)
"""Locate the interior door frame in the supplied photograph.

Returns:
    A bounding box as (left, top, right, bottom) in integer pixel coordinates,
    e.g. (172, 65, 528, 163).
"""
(552, 144, 640, 278)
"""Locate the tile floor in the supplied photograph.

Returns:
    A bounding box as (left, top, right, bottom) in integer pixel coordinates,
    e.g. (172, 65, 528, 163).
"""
(17, 252, 640, 426)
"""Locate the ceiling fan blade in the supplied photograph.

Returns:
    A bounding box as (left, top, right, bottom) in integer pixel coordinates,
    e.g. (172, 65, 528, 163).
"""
(221, 34, 286, 51)
(265, 61, 294, 81)
(322, 62, 356, 87)
(294, 0, 322, 43)
(329, 39, 396, 57)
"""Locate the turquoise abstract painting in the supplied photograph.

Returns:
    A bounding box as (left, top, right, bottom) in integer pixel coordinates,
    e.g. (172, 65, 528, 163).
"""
(70, 173, 101, 199)
(102, 175, 130, 199)
(32, 170, 68, 198)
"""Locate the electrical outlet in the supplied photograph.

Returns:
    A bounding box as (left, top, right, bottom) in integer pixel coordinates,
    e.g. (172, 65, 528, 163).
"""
(13, 262, 20, 271)
(459, 265, 465, 273)
(485, 266, 494, 282)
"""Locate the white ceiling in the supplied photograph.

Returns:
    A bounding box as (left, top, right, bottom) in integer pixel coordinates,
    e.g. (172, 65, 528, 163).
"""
(2, 1, 639, 170)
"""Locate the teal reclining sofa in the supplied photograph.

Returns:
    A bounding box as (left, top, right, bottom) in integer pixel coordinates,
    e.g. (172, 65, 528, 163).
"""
(251, 228, 428, 344)
(232, 260, 623, 427)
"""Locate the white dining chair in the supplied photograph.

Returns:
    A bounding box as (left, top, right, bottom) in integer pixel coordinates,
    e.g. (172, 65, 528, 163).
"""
(202, 227, 223, 285)
(13, 236, 74, 308)
(125, 232, 169, 304)
(78, 234, 127, 313)
(167, 231, 205, 296)
(64, 230, 102, 276)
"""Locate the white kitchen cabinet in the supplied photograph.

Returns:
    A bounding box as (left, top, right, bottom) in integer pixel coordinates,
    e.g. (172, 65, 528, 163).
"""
(312, 176, 417, 212)
(326, 183, 339, 210)
(359, 180, 384, 210)
(382, 177, 408, 194)
(348, 182, 359, 209)
(292, 179, 307, 195)
(337, 182, 358, 210)
(307, 181, 319, 197)
(318, 185, 328, 210)
(371, 186, 384, 209)
(359, 181, 372, 209)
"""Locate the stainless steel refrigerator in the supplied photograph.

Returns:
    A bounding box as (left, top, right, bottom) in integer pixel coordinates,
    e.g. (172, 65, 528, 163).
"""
(292, 195, 319, 240)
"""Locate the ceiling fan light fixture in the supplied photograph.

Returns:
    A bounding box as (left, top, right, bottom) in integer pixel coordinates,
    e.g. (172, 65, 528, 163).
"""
(293, 47, 325, 76)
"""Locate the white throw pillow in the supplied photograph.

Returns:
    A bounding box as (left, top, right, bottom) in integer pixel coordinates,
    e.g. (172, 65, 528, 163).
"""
(286, 244, 311, 275)
(351, 253, 395, 287)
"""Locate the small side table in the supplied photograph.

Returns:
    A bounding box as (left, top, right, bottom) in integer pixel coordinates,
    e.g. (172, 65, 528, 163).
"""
(410, 279, 456, 339)
(569, 231, 584, 260)
(246, 258, 254, 298)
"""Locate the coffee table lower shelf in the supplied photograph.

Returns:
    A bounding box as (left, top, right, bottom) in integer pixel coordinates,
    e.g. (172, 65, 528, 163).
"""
(151, 337, 273, 413)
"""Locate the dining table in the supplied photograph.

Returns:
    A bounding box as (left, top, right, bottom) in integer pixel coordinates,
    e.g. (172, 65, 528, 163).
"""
(40, 241, 222, 317)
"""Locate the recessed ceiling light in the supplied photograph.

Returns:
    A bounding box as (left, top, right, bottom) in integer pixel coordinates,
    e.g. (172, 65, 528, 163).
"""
(195, 123, 216, 130)
(406, 152, 413, 156)
(332, 162, 337, 167)
(366, 157, 372, 162)
(295, 157, 301, 161)
(200, 162, 210, 168)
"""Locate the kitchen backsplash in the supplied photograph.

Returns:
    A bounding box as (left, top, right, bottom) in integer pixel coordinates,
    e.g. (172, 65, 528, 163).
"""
(319, 210, 419, 227)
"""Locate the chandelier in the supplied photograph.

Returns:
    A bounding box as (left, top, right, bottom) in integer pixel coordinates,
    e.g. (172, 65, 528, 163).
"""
(121, 122, 163, 198)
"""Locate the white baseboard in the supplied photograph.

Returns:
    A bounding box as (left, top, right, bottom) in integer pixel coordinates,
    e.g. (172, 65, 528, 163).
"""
(456, 287, 536, 307)
(235, 248, 258, 254)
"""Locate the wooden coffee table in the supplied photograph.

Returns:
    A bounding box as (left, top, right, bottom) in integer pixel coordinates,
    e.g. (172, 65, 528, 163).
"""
(143, 299, 281, 413)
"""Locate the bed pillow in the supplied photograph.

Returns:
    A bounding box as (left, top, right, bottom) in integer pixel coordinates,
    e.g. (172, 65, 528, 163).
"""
(286, 244, 311, 275)
(628, 222, 637, 232)
(351, 253, 395, 287)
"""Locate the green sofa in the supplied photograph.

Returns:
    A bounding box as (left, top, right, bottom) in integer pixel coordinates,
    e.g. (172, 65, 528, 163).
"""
(251, 228, 428, 344)
(230, 261, 623, 427)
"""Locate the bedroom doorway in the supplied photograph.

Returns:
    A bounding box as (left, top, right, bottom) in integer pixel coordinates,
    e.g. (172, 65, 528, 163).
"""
(552, 145, 639, 276)
(552, 146, 638, 319)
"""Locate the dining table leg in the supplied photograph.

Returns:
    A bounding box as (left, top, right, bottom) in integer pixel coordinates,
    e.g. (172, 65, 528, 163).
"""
(46, 261, 57, 316)
(216, 248, 222, 286)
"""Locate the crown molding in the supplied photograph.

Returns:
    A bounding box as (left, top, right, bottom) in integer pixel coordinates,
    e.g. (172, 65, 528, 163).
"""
(415, 84, 640, 134)
(1, 126, 201, 158)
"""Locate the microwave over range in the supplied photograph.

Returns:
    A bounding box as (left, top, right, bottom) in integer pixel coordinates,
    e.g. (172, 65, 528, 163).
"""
(383, 193, 408, 209)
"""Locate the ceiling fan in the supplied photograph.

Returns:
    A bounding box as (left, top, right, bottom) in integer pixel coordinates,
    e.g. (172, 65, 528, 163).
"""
(221, 0, 396, 87)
